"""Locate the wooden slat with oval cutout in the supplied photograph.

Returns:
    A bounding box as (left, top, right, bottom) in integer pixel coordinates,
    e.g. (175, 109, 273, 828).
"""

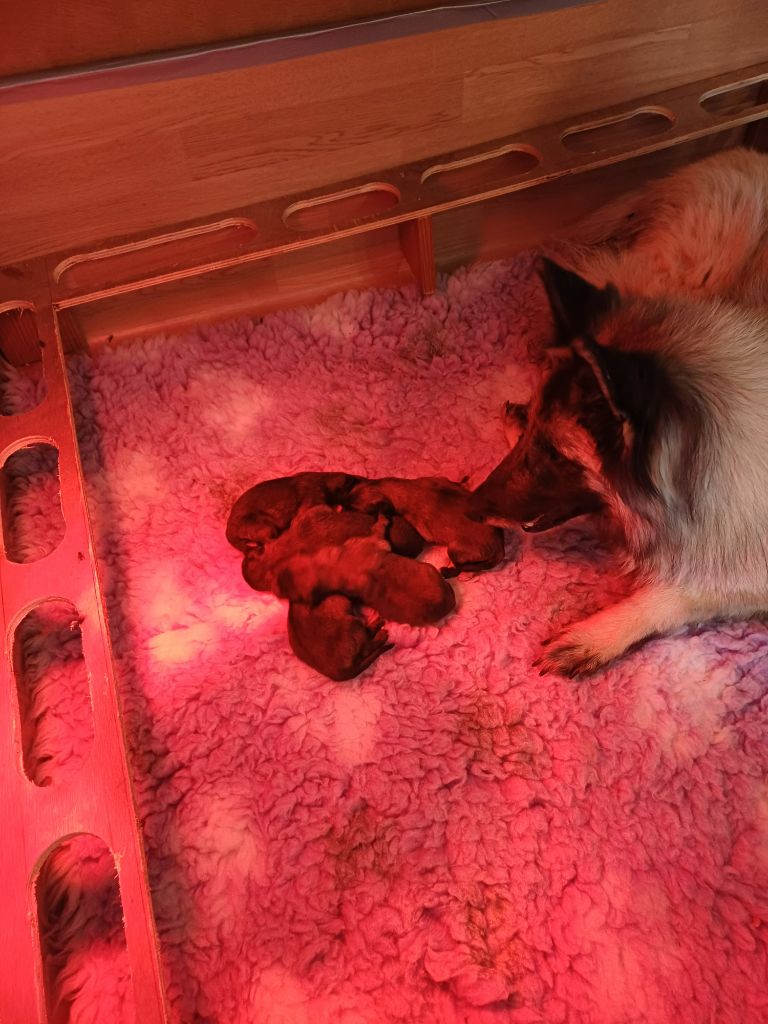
(0, 267, 169, 1024)
(11, 56, 760, 363)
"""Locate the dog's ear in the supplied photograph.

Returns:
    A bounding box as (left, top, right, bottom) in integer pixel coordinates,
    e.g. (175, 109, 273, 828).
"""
(503, 401, 528, 451)
(571, 335, 665, 442)
(538, 258, 618, 342)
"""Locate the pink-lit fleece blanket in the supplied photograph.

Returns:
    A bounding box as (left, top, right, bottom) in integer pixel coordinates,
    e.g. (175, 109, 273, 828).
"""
(12, 255, 768, 1023)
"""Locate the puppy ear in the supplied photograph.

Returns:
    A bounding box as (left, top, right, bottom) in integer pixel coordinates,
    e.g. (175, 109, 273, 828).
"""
(538, 258, 618, 342)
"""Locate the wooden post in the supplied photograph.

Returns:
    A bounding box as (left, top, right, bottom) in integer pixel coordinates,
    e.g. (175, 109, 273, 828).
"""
(399, 217, 436, 296)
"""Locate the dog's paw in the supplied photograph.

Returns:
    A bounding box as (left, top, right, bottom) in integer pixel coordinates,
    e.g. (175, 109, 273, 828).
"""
(534, 629, 609, 678)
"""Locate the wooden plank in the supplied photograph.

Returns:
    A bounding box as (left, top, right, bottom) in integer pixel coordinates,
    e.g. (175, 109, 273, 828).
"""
(65, 227, 415, 347)
(44, 61, 768, 305)
(1, 0, 766, 264)
(0, 0, 500, 78)
(1, 2, 594, 103)
(0, 60, 760, 360)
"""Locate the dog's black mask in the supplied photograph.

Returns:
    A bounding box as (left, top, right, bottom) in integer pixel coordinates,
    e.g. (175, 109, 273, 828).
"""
(470, 258, 665, 532)
(469, 388, 605, 532)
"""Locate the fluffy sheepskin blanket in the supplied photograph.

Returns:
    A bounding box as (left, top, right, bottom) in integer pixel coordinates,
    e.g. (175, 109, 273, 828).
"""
(10, 256, 768, 1024)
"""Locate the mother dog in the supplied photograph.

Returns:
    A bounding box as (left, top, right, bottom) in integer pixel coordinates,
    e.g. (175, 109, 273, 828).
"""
(472, 147, 768, 677)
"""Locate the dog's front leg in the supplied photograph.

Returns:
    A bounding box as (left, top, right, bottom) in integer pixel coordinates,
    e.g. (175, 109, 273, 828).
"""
(537, 582, 696, 677)
(502, 401, 528, 450)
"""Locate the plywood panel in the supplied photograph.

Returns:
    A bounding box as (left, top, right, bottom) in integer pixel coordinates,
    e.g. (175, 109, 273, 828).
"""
(66, 227, 415, 347)
(0, 269, 169, 1023)
(44, 63, 768, 312)
(0, 0, 482, 77)
(54, 129, 746, 354)
(1, 0, 766, 264)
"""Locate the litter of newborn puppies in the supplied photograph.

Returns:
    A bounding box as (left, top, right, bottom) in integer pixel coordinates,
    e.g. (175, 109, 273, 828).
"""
(226, 471, 504, 680)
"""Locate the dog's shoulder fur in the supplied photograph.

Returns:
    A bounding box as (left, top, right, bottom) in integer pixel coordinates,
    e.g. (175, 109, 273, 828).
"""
(588, 290, 768, 597)
(542, 149, 768, 595)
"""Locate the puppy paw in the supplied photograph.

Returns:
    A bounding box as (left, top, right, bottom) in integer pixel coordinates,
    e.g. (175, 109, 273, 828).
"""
(365, 611, 387, 637)
(534, 628, 609, 678)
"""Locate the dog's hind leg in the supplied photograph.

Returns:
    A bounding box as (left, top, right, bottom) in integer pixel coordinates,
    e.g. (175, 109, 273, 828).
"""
(536, 582, 699, 677)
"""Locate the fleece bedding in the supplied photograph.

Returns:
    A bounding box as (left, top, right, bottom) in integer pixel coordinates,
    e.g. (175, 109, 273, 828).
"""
(9, 255, 768, 1024)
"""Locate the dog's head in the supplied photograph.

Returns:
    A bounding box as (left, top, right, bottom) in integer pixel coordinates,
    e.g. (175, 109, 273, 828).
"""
(472, 259, 681, 532)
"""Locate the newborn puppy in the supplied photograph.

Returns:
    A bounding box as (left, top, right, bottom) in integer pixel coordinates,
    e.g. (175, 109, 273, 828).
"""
(277, 536, 456, 626)
(242, 505, 377, 592)
(241, 505, 425, 593)
(387, 514, 425, 558)
(347, 476, 504, 574)
(226, 471, 361, 552)
(287, 597, 392, 681)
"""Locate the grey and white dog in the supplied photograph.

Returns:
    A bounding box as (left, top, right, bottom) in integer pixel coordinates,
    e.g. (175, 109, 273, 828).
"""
(472, 147, 768, 676)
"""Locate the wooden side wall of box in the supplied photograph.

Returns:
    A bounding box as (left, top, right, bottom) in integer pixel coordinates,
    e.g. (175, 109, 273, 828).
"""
(3, 57, 768, 364)
(2, 0, 768, 266)
(0, 268, 170, 1023)
(1, 6, 768, 1020)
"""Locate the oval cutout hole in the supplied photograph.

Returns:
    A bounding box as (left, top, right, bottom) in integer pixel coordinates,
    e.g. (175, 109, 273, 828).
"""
(700, 75, 768, 117)
(561, 107, 675, 154)
(0, 307, 47, 400)
(2, 443, 66, 563)
(14, 600, 93, 786)
(37, 835, 135, 1022)
(283, 183, 400, 233)
(421, 145, 540, 190)
(55, 217, 259, 294)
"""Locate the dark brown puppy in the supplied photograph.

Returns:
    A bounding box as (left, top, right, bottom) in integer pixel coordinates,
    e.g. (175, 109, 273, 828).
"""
(226, 471, 361, 552)
(228, 471, 424, 558)
(386, 514, 425, 558)
(287, 596, 392, 681)
(347, 476, 504, 575)
(242, 505, 377, 592)
(277, 536, 456, 626)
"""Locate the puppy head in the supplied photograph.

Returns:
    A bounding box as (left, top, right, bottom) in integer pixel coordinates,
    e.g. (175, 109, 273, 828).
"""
(472, 260, 678, 531)
(226, 511, 282, 552)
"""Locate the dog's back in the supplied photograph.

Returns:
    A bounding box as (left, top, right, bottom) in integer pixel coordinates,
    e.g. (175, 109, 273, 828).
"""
(547, 147, 768, 309)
